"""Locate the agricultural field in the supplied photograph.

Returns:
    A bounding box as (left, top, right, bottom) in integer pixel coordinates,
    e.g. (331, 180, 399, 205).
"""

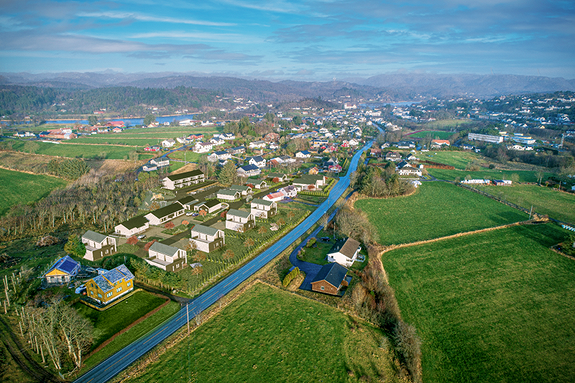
(79, 295, 180, 372)
(73, 290, 169, 351)
(421, 118, 473, 129)
(427, 167, 554, 183)
(7, 139, 153, 160)
(383, 223, 575, 383)
(355, 182, 527, 245)
(408, 130, 454, 140)
(418, 150, 481, 169)
(477, 184, 575, 224)
(0, 168, 68, 216)
(127, 283, 403, 383)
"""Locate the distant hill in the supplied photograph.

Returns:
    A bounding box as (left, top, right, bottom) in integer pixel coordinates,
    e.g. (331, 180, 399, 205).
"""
(1, 71, 574, 101)
(355, 73, 575, 98)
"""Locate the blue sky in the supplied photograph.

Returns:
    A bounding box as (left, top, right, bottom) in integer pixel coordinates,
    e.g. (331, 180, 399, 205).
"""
(1, 0, 574, 80)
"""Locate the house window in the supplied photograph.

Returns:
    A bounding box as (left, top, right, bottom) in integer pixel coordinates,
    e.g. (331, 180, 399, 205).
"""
(107, 292, 113, 297)
(117, 287, 122, 292)
(320, 286, 325, 291)
(90, 291, 94, 295)
(127, 282, 131, 287)
(98, 293, 102, 298)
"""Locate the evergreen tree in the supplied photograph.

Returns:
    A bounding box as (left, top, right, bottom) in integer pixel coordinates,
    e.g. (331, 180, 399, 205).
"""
(218, 161, 237, 186)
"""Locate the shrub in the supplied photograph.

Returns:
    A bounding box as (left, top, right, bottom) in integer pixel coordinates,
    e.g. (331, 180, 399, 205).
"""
(126, 236, 138, 245)
(144, 240, 157, 251)
(164, 222, 175, 229)
(306, 238, 316, 247)
(394, 321, 422, 383)
(272, 177, 280, 183)
(282, 267, 300, 288)
(181, 220, 189, 226)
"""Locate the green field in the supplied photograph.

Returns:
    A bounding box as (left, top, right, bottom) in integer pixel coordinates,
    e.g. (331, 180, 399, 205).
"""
(422, 118, 473, 129)
(0, 168, 68, 216)
(80, 297, 180, 372)
(428, 167, 555, 183)
(408, 131, 454, 140)
(74, 290, 167, 350)
(383, 223, 575, 383)
(477, 184, 575, 224)
(419, 150, 481, 169)
(128, 283, 402, 383)
(8, 139, 152, 160)
(355, 182, 527, 245)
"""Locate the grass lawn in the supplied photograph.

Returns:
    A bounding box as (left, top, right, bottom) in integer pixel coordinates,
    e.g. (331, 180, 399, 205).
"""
(0, 168, 68, 216)
(427, 167, 554, 183)
(8, 140, 152, 160)
(418, 150, 481, 169)
(167, 150, 203, 163)
(299, 240, 332, 265)
(383, 223, 575, 383)
(408, 131, 454, 140)
(80, 299, 180, 372)
(73, 290, 167, 350)
(128, 283, 403, 383)
(422, 118, 473, 129)
(477, 184, 575, 224)
(355, 182, 527, 245)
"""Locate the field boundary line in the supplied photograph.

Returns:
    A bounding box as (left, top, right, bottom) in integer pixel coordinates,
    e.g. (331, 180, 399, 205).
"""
(0, 165, 68, 180)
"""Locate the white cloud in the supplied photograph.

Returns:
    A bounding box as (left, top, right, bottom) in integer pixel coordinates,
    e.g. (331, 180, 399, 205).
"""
(77, 11, 235, 27)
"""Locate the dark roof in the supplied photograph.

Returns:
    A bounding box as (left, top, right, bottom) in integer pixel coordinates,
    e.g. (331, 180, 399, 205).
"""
(82, 230, 107, 243)
(166, 169, 203, 181)
(215, 150, 228, 155)
(192, 224, 220, 236)
(247, 155, 265, 162)
(148, 203, 184, 219)
(227, 209, 252, 219)
(201, 199, 220, 208)
(47, 255, 80, 275)
(311, 263, 348, 287)
(93, 264, 134, 293)
(119, 215, 149, 230)
(149, 242, 181, 257)
(176, 195, 197, 205)
(328, 237, 361, 258)
(239, 164, 259, 172)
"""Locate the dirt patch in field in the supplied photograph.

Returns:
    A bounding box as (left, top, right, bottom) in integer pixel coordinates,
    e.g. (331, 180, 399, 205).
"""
(170, 163, 198, 174)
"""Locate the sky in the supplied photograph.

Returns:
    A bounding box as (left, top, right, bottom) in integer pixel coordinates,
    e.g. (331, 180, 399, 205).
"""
(1, 0, 574, 80)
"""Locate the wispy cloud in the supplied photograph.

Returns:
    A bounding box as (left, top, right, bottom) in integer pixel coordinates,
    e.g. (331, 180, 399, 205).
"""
(77, 11, 235, 27)
(130, 31, 262, 44)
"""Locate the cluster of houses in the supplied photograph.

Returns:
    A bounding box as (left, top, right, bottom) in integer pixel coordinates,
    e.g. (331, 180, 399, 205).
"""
(461, 179, 513, 186)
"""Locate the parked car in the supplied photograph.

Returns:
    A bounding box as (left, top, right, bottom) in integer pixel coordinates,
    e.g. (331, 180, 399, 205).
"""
(137, 234, 146, 239)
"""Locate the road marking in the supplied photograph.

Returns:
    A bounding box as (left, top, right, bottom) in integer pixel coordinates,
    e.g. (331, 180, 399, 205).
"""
(104, 349, 135, 372)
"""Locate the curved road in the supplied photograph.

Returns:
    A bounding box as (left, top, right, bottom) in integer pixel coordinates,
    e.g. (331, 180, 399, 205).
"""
(75, 139, 373, 383)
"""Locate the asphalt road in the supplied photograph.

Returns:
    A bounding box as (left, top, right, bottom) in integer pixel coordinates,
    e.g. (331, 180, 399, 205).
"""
(74, 139, 373, 383)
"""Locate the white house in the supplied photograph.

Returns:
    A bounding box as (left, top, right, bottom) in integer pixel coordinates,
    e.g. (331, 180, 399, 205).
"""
(115, 216, 150, 237)
(396, 161, 422, 177)
(209, 137, 225, 146)
(82, 231, 117, 261)
(150, 157, 170, 168)
(147, 242, 187, 272)
(208, 151, 232, 162)
(246, 156, 266, 168)
(248, 140, 266, 149)
(161, 139, 176, 148)
(295, 150, 311, 159)
(327, 238, 361, 267)
(217, 189, 242, 201)
(237, 164, 261, 177)
(189, 225, 225, 253)
(250, 198, 277, 219)
(162, 169, 205, 190)
(229, 185, 251, 196)
(193, 142, 213, 153)
(194, 199, 227, 214)
(145, 203, 186, 225)
(225, 209, 256, 232)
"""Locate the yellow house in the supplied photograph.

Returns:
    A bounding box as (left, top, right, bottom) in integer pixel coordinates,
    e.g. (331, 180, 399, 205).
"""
(85, 264, 134, 305)
(43, 255, 80, 285)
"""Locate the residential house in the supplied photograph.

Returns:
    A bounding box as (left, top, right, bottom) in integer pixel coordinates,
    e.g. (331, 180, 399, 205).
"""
(229, 146, 246, 155)
(217, 189, 242, 201)
(145, 203, 185, 225)
(493, 179, 512, 186)
(151, 157, 170, 168)
(251, 198, 277, 219)
(269, 142, 279, 150)
(292, 174, 327, 190)
(264, 132, 280, 142)
(208, 150, 231, 162)
(209, 137, 225, 146)
(161, 139, 176, 148)
(386, 152, 402, 162)
(280, 155, 296, 164)
(82, 231, 117, 261)
(308, 166, 319, 175)
(311, 263, 349, 296)
(279, 185, 297, 198)
(431, 139, 450, 148)
(229, 185, 251, 196)
(237, 164, 261, 177)
(268, 173, 288, 183)
(225, 209, 256, 232)
(246, 156, 266, 168)
(189, 225, 225, 253)
(327, 238, 361, 267)
(247, 178, 267, 189)
(248, 140, 266, 149)
(328, 164, 342, 172)
(194, 199, 227, 214)
(396, 161, 422, 176)
(175, 195, 199, 210)
(263, 191, 286, 202)
(144, 145, 161, 152)
(295, 150, 311, 159)
(221, 133, 236, 140)
(192, 142, 213, 153)
(162, 169, 205, 190)
(114, 216, 149, 237)
(43, 255, 80, 285)
(85, 264, 134, 305)
(147, 242, 188, 272)
(405, 153, 418, 161)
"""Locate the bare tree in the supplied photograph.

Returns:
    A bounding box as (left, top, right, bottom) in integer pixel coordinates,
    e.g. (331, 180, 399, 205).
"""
(59, 305, 93, 369)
